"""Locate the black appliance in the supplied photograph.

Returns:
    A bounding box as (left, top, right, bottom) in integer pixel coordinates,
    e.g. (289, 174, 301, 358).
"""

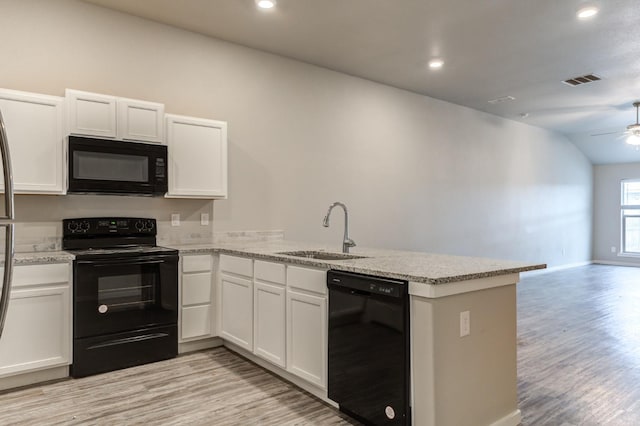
(327, 270, 411, 426)
(67, 136, 168, 196)
(63, 217, 178, 378)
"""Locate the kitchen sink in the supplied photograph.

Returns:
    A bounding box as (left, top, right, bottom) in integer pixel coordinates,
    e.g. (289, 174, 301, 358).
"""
(277, 250, 367, 261)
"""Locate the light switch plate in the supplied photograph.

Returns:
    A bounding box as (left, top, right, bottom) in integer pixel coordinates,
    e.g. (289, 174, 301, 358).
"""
(201, 213, 209, 226)
(171, 213, 180, 227)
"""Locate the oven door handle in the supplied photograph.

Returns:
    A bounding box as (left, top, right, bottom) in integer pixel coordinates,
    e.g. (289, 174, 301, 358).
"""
(76, 258, 170, 267)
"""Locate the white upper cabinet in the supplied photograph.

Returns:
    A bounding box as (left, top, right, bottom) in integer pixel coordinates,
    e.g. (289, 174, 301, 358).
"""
(66, 89, 117, 138)
(66, 89, 164, 143)
(117, 98, 164, 143)
(165, 114, 228, 199)
(0, 88, 65, 194)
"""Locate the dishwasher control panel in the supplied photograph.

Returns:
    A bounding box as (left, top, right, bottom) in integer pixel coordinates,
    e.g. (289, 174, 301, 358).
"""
(328, 270, 406, 298)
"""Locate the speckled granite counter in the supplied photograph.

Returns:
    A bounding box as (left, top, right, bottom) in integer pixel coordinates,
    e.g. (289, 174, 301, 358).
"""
(169, 240, 545, 285)
(3, 251, 75, 266)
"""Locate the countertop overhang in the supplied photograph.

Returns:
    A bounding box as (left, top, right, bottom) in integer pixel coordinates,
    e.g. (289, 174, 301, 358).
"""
(170, 240, 546, 285)
(6, 241, 546, 287)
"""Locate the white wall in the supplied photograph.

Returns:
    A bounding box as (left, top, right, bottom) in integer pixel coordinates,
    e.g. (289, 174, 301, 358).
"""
(0, 0, 593, 266)
(593, 162, 640, 264)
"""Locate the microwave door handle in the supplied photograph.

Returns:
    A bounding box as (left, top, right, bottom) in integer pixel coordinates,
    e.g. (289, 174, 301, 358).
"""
(0, 223, 15, 339)
(0, 109, 15, 220)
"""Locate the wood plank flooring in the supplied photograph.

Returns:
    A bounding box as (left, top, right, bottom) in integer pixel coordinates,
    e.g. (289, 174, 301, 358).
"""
(0, 348, 358, 425)
(1, 264, 639, 425)
(518, 264, 640, 426)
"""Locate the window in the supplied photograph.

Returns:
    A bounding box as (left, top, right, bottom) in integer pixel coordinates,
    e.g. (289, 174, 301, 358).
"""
(621, 180, 640, 254)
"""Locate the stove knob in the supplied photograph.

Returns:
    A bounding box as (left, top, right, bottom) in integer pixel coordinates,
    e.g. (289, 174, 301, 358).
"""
(68, 221, 78, 231)
(81, 221, 90, 231)
(145, 220, 155, 230)
(135, 220, 144, 231)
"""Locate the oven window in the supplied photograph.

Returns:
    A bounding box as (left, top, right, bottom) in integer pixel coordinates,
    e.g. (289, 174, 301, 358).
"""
(98, 272, 157, 312)
(73, 151, 149, 182)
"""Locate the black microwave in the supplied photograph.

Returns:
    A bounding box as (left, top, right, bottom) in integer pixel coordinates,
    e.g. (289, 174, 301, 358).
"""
(68, 136, 168, 196)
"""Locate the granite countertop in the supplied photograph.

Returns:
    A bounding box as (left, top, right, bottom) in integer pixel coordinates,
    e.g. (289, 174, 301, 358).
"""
(169, 240, 546, 285)
(9, 251, 75, 266)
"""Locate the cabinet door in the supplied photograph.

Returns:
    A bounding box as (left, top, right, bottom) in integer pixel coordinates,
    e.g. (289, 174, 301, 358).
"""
(254, 281, 286, 368)
(182, 272, 212, 306)
(286, 289, 327, 389)
(165, 114, 228, 199)
(220, 273, 253, 350)
(66, 89, 117, 138)
(0, 89, 65, 194)
(181, 305, 212, 340)
(117, 98, 164, 143)
(0, 285, 71, 378)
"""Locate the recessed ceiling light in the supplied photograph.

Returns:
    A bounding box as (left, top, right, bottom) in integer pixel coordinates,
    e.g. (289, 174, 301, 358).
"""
(577, 5, 599, 19)
(256, 0, 276, 9)
(428, 59, 444, 69)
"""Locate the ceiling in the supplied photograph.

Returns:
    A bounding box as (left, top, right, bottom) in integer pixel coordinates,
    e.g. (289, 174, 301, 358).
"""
(83, 0, 640, 164)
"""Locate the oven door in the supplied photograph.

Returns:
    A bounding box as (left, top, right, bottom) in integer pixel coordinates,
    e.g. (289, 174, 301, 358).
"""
(74, 253, 178, 338)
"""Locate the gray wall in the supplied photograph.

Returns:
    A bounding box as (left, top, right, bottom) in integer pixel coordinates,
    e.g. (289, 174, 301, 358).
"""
(0, 0, 593, 266)
(593, 162, 640, 264)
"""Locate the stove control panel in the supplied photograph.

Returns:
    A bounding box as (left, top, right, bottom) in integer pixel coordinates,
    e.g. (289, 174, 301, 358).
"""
(63, 217, 157, 236)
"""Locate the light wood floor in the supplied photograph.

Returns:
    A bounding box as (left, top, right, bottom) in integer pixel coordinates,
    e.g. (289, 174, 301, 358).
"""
(1, 264, 639, 425)
(518, 264, 640, 425)
(0, 348, 358, 425)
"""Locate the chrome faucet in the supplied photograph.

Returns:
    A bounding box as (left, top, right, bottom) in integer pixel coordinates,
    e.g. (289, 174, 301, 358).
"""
(322, 202, 356, 253)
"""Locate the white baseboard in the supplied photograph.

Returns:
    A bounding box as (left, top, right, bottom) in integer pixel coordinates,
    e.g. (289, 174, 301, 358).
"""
(0, 366, 69, 391)
(592, 259, 640, 267)
(521, 261, 592, 277)
(179, 336, 223, 354)
(490, 409, 522, 426)
(223, 341, 331, 405)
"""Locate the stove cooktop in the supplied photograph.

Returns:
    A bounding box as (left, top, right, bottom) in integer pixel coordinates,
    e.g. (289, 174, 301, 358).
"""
(68, 245, 177, 259)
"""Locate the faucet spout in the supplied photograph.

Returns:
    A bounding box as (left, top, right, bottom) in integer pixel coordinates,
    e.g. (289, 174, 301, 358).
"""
(322, 202, 356, 253)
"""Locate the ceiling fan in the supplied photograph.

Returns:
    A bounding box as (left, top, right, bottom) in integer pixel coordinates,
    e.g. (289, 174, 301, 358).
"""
(626, 102, 640, 145)
(590, 101, 640, 145)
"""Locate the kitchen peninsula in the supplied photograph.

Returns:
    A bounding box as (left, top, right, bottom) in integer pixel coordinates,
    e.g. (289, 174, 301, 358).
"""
(175, 239, 545, 426)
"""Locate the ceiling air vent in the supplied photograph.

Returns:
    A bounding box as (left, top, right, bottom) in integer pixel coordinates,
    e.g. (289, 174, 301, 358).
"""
(562, 74, 601, 86)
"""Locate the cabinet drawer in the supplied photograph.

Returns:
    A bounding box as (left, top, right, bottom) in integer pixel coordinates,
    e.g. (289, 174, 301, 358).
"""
(181, 305, 212, 340)
(11, 263, 69, 289)
(219, 255, 253, 277)
(182, 272, 212, 306)
(182, 255, 212, 273)
(254, 260, 285, 285)
(287, 266, 327, 295)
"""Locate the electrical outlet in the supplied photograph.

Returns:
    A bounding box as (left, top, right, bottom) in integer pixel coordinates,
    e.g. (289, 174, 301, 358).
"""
(611, 246, 617, 253)
(171, 213, 180, 227)
(460, 311, 470, 337)
(201, 213, 209, 226)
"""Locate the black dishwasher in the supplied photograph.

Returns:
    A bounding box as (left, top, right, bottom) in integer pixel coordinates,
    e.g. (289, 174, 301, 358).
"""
(327, 270, 410, 426)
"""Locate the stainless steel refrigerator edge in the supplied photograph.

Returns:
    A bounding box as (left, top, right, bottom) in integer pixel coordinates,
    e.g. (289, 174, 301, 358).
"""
(0, 109, 16, 340)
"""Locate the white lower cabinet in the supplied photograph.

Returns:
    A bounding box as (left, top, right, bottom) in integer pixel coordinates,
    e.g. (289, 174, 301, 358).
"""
(220, 273, 253, 350)
(217, 255, 327, 390)
(180, 254, 214, 341)
(286, 288, 327, 389)
(254, 279, 286, 368)
(0, 263, 71, 378)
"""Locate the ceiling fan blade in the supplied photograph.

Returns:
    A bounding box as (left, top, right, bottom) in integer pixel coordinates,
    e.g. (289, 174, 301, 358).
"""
(590, 131, 622, 137)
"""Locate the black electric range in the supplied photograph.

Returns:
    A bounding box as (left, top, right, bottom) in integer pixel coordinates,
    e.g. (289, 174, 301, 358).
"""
(63, 217, 179, 378)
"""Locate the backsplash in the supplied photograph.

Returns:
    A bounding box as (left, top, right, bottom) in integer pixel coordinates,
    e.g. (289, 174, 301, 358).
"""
(213, 230, 285, 244)
(7, 196, 284, 252)
(11, 194, 215, 252)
